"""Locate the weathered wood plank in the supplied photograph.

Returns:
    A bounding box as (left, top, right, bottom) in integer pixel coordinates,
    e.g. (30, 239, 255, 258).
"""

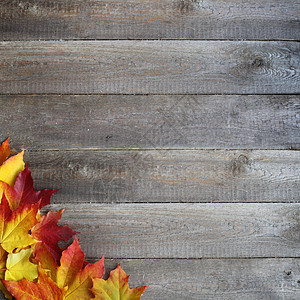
(1, 95, 299, 150)
(46, 203, 300, 258)
(1, 259, 299, 299)
(0, 41, 298, 94)
(102, 258, 300, 299)
(24, 150, 300, 203)
(0, 0, 299, 40)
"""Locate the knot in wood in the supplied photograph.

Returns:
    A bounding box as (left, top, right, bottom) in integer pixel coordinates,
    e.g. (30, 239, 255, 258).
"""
(251, 57, 264, 68)
(284, 270, 292, 276)
(230, 154, 250, 177)
(238, 154, 249, 164)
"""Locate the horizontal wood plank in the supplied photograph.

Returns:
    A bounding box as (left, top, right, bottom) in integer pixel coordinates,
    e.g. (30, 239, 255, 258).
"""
(1, 95, 299, 150)
(0, 41, 299, 94)
(24, 150, 300, 203)
(46, 203, 300, 258)
(0, 0, 299, 40)
(102, 258, 300, 299)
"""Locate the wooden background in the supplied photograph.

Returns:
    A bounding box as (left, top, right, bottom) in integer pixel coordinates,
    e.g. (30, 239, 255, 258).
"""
(1, 0, 299, 299)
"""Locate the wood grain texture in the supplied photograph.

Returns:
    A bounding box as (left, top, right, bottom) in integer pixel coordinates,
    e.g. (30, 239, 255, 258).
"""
(0, 41, 299, 94)
(102, 258, 300, 299)
(46, 203, 300, 258)
(0, 0, 299, 40)
(1, 95, 299, 150)
(23, 150, 300, 203)
(1, 2, 299, 299)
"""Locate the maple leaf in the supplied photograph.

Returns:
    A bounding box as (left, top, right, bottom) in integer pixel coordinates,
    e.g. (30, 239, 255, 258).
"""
(32, 210, 77, 263)
(34, 243, 58, 282)
(0, 201, 39, 253)
(5, 248, 38, 281)
(0, 151, 25, 199)
(56, 237, 105, 299)
(65, 256, 105, 300)
(56, 237, 85, 289)
(4, 266, 66, 300)
(92, 265, 148, 300)
(0, 138, 10, 166)
(2, 165, 58, 211)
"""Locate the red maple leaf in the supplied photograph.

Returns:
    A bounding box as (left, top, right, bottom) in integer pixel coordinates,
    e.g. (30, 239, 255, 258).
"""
(32, 210, 77, 263)
(2, 164, 58, 211)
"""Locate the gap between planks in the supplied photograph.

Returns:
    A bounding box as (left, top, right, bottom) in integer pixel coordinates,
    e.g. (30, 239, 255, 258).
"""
(1, 93, 300, 96)
(87, 257, 300, 260)
(1, 39, 299, 42)
(22, 148, 300, 152)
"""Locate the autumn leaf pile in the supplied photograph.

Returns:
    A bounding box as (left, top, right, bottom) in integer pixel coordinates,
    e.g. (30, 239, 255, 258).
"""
(0, 138, 148, 299)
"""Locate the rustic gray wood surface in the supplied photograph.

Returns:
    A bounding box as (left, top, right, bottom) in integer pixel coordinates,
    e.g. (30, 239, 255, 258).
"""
(1, 95, 299, 150)
(24, 150, 300, 203)
(102, 258, 300, 299)
(1, 0, 299, 299)
(0, 0, 299, 40)
(46, 203, 300, 259)
(1, 41, 299, 94)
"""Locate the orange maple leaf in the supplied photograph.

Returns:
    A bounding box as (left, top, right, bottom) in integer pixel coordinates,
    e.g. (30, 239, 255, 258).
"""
(56, 237, 105, 299)
(4, 267, 66, 300)
(0, 138, 10, 166)
(92, 265, 148, 300)
(34, 243, 58, 282)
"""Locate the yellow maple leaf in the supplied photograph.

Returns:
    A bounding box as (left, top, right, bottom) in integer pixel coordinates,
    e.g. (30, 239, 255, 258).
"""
(0, 202, 39, 253)
(5, 248, 38, 281)
(0, 151, 25, 199)
(92, 265, 148, 300)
